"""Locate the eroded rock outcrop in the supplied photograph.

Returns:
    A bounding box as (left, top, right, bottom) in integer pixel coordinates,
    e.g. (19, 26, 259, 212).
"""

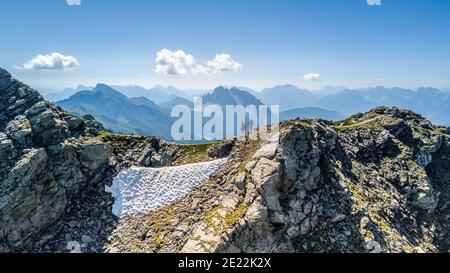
(0, 68, 112, 252)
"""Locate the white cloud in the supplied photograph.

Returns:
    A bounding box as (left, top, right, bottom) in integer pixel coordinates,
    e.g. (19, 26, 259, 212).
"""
(67, 0, 81, 6)
(155, 49, 242, 77)
(303, 73, 321, 81)
(155, 49, 197, 76)
(18, 52, 80, 70)
(206, 54, 243, 75)
(367, 0, 381, 6)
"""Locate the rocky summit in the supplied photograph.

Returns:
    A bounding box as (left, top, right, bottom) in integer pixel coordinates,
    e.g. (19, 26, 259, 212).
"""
(1, 68, 449, 253)
(0, 68, 112, 251)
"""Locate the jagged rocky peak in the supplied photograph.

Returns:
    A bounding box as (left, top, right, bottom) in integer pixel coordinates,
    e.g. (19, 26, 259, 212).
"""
(0, 68, 112, 252)
(0, 68, 42, 128)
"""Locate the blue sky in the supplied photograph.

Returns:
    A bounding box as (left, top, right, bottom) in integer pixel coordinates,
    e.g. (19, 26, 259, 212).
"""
(0, 0, 449, 91)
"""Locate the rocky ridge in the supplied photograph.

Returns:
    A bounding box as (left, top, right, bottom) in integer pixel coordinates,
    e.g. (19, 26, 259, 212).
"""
(0, 68, 114, 251)
(102, 107, 450, 253)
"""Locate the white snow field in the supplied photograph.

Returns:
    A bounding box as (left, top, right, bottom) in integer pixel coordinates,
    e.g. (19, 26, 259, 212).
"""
(106, 159, 227, 218)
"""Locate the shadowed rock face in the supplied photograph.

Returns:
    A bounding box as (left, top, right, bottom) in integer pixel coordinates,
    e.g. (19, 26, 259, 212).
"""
(0, 68, 112, 252)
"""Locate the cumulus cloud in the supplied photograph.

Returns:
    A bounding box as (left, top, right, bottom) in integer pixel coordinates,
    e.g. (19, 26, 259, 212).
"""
(67, 0, 81, 6)
(367, 0, 381, 6)
(155, 49, 242, 77)
(302, 73, 321, 81)
(17, 52, 80, 70)
(206, 54, 243, 75)
(155, 49, 197, 76)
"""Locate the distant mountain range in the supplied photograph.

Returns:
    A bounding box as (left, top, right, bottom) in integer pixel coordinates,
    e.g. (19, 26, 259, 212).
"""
(158, 96, 194, 114)
(257, 84, 318, 111)
(279, 107, 346, 122)
(56, 85, 340, 141)
(55, 83, 450, 141)
(57, 85, 270, 140)
(44, 85, 94, 102)
(255, 84, 450, 126)
(317, 89, 377, 116)
(110, 85, 192, 104)
(202, 86, 264, 108)
(317, 86, 450, 125)
(46, 84, 206, 104)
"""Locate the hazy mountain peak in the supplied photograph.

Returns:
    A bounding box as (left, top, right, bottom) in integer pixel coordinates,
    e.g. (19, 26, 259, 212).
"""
(91, 84, 128, 99)
(257, 84, 316, 111)
(263, 83, 301, 92)
(279, 83, 299, 89)
(213, 86, 254, 95)
(203, 86, 263, 107)
(158, 96, 194, 111)
(93, 83, 112, 91)
(214, 85, 227, 91)
(75, 84, 93, 91)
(212, 85, 243, 94)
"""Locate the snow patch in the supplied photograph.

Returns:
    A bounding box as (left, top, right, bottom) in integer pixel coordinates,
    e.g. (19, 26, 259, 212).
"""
(106, 159, 226, 218)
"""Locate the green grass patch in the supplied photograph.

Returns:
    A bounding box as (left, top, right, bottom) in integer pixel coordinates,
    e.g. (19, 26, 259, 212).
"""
(96, 131, 150, 153)
(97, 131, 147, 143)
(333, 118, 380, 132)
(174, 142, 216, 165)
